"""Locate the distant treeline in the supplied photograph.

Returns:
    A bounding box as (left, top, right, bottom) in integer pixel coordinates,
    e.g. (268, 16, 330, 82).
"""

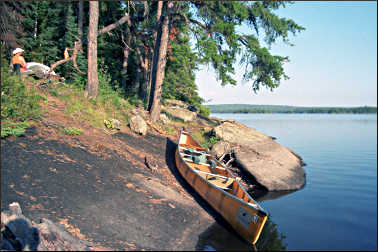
(206, 104, 377, 114)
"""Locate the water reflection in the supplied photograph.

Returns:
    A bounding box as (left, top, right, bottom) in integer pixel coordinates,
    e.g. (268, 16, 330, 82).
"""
(196, 217, 287, 251)
(256, 217, 287, 251)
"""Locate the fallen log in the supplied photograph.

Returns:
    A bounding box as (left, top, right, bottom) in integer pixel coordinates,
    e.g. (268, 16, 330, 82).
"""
(146, 120, 165, 135)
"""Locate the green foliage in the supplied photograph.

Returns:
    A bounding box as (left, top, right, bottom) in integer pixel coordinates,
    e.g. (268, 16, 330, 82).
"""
(190, 1, 305, 92)
(209, 136, 220, 146)
(1, 71, 42, 121)
(104, 119, 114, 129)
(21, 2, 62, 64)
(198, 104, 210, 118)
(97, 60, 126, 111)
(3, 1, 305, 120)
(58, 3, 86, 82)
(163, 27, 202, 107)
(63, 126, 83, 136)
(1, 121, 30, 138)
(192, 129, 219, 149)
(16, 2, 87, 81)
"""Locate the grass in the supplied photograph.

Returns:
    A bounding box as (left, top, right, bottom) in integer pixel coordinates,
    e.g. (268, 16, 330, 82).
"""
(1, 60, 209, 140)
(1, 70, 44, 138)
(53, 83, 134, 129)
(1, 62, 138, 139)
(164, 125, 177, 135)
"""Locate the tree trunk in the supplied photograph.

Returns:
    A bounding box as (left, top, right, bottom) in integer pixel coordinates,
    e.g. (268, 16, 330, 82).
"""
(78, 1, 83, 37)
(146, 1, 163, 108)
(121, 32, 131, 90)
(148, 1, 174, 122)
(134, 66, 141, 98)
(86, 1, 99, 98)
(134, 37, 147, 99)
(141, 47, 149, 102)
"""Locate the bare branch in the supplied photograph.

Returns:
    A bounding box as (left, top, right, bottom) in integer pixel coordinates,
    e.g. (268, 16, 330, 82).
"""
(47, 40, 85, 76)
(189, 18, 208, 30)
(97, 13, 130, 36)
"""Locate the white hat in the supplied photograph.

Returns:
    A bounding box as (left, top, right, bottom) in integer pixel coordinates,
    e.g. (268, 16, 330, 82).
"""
(13, 48, 24, 55)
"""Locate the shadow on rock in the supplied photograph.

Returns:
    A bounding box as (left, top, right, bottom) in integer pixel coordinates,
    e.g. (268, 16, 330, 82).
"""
(1, 218, 40, 251)
(195, 222, 253, 251)
(195, 217, 287, 251)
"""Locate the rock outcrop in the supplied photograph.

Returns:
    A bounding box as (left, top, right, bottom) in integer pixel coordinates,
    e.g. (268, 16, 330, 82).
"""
(162, 107, 197, 122)
(129, 115, 148, 136)
(210, 141, 231, 159)
(161, 99, 197, 122)
(130, 108, 149, 120)
(213, 121, 306, 191)
(159, 113, 170, 124)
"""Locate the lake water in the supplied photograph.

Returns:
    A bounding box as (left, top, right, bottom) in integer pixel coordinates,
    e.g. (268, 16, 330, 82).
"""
(210, 113, 377, 250)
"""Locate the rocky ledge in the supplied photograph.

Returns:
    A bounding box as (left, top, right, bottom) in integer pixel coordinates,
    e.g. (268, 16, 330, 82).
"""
(211, 120, 306, 191)
(156, 100, 306, 191)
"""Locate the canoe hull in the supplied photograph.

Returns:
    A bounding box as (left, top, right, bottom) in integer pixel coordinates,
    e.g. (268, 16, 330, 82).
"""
(175, 131, 267, 245)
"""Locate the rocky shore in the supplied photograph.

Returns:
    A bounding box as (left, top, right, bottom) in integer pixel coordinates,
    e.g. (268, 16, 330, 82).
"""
(160, 99, 307, 191)
(1, 98, 305, 250)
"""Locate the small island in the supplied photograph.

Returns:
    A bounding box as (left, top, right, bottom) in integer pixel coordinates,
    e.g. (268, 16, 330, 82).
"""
(207, 104, 377, 114)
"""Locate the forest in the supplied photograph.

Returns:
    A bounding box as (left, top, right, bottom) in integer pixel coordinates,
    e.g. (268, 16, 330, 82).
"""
(207, 104, 377, 114)
(1, 1, 305, 123)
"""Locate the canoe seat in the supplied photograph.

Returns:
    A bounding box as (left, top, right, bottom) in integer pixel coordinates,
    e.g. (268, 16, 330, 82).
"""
(182, 157, 226, 170)
(196, 171, 234, 190)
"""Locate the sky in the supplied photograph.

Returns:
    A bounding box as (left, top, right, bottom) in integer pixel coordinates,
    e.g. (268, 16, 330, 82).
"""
(195, 1, 377, 107)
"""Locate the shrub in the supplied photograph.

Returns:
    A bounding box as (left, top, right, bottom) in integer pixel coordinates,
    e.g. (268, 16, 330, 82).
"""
(209, 136, 220, 145)
(1, 72, 43, 121)
(1, 121, 30, 138)
(198, 104, 210, 118)
(63, 126, 83, 136)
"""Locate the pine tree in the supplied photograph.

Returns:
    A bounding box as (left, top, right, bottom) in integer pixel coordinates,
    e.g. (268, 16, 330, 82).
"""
(58, 3, 83, 81)
(163, 23, 201, 106)
(20, 1, 62, 65)
(188, 1, 305, 92)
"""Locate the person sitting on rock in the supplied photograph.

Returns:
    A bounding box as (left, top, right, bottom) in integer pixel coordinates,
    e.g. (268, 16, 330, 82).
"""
(12, 48, 27, 75)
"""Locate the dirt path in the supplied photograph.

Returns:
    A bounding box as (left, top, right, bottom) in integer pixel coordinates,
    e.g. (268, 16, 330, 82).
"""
(1, 124, 233, 250)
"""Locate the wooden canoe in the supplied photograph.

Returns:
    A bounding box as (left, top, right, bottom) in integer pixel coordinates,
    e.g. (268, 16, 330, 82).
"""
(175, 129, 268, 245)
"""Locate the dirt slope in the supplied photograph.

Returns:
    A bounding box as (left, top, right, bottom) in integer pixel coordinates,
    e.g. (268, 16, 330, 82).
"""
(1, 94, 239, 250)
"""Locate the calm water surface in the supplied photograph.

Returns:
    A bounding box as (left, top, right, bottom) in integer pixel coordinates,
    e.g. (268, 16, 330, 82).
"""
(209, 113, 377, 250)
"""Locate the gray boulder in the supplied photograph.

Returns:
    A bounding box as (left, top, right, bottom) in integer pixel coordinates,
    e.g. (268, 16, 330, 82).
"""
(162, 107, 197, 122)
(213, 121, 306, 191)
(159, 113, 171, 124)
(130, 108, 149, 120)
(165, 99, 187, 108)
(210, 141, 231, 159)
(129, 115, 147, 136)
(110, 119, 121, 130)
